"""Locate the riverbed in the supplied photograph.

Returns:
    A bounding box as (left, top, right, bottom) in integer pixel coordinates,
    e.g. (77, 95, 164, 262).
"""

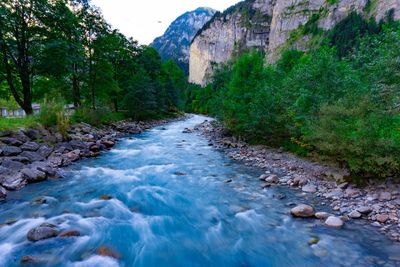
(0, 115, 399, 267)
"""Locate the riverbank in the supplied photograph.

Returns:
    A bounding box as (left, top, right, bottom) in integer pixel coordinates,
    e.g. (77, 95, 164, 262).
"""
(192, 119, 400, 242)
(0, 115, 184, 201)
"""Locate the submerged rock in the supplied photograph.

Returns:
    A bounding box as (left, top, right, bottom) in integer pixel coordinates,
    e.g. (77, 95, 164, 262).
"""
(96, 246, 120, 259)
(59, 230, 81, 238)
(291, 204, 315, 218)
(99, 195, 113, 200)
(325, 216, 344, 228)
(27, 223, 59, 242)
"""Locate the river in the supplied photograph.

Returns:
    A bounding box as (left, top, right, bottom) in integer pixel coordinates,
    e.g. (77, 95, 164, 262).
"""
(0, 115, 399, 267)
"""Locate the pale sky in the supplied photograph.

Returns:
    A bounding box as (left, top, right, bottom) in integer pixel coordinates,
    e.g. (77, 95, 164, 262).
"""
(91, 0, 241, 45)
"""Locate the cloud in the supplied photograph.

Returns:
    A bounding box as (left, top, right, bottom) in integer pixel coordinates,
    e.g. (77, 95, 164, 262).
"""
(91, 0, 241, 44)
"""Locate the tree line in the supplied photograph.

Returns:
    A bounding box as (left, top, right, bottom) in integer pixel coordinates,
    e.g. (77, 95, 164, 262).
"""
(0, 0, 186, 120)
(185, 12, 400, 179)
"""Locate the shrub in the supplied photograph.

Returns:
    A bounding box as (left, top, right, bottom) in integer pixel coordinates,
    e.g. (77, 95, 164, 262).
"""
(39, 98, 70, 137)
(72, 107, 118, 127)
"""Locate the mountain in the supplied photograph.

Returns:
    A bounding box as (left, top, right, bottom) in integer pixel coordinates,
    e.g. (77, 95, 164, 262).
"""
(151, 7, 216, 74)
(189, 0, 400, 85)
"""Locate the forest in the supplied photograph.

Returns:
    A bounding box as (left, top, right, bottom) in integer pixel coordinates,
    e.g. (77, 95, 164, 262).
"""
(185, 12, 400, 179)
(0, 0, 186, 130)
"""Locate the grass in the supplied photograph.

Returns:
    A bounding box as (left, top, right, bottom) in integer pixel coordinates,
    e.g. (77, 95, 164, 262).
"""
(0, 116, 40, 131)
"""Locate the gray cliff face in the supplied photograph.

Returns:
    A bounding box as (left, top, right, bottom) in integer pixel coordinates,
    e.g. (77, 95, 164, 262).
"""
(189, 0, 400, 85)
(151, 7, 216, 73)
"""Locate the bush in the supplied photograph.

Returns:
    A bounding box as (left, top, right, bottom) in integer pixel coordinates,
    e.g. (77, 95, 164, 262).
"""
(72, 107, 120, 127)
(39, 98, 70, 137)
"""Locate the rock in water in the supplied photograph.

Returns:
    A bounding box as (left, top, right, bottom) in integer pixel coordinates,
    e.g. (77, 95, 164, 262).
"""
(0, 186, 6, 201)
(325, 216, 344, 228)
(96, 246, 121, 259)
(27, 223, 59, 242)
(265, 175, 279, 184)
(348, 210, 362, 219)
(291, 204, 315, 218)
(302, 184, 317, 193)
(315, 212, 330, 220)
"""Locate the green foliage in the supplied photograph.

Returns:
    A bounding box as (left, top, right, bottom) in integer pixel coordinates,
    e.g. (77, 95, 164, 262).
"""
(187, 18, 400, 179)
(0, 117, 39, 131)
(72, 107, 122, 126)
(39, 98, 70, 137)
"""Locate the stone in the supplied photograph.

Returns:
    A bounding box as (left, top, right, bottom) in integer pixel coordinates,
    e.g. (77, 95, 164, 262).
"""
(9, 156, 30, 164)
(64, 150, 81, 162)
(101, 140, 115, 148)
(69, 140, 87, 150)
(27, 223, 59, 242)
(290, 204, 315, 218)
(29, 162, 56, 177)
(308, 236, 320, 245)
(20, 151, 45, 162)
(0, 158, 24, 170)
(265, 174, 279, 184)
(315, 212, 330, 220)
(302, 184, 317, 193)
(59, 230, 81, 238)
(325, 216, 344, 228)
(174, 172, 186, 176)
(348, 210, 362, 219)
(37, 145, 53, 158)
(344, 188, 360, 198)
(1, 172, 26, 190)
(20, 255, 39, 265)
(20, 142, 40, 152)
(357, 206, 372, 214)
(0, 137, 23, 146)
(379, 192, 392, 201)
(96, 246, 120, 259)
(0, 186, 6, 201)
(21, 168, 47, 183)
(376, 214, 389, 223)
(293, 175, 308, 187)
(2, 146, 22, 156)
(99, 195, 113, 200)
(23, 129, 41, 140)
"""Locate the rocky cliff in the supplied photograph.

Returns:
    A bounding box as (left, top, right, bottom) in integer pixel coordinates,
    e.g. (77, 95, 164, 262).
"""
(151, 7, 216, 74)
(189, 0, 400, 85)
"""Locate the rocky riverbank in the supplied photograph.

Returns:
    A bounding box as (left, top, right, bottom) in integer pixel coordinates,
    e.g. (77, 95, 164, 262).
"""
(0, 116, 183, 201)
(191, 120, 400, 242)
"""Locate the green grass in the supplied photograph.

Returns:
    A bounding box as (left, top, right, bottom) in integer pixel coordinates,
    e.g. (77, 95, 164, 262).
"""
(0, 116, 40, 131)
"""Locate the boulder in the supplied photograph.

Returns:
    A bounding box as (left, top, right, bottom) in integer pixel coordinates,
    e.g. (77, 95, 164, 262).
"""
(1, 172, 26, 190)
(21, 168, 47, 183)
(325, 216, 344, 228)
(344, 188, 360, 198)
(265, 175, 279, 184)
(290, 204, 315, 218)
(0, 137, 23, 146)
(101, 140, 115, 148)
(379, 192, 392, 201)
(0, 130, 12, 137)
(64, 149, 81, 162)
(348, 210, 362, 219)
(302, 184, 317, 193)
(315, 212, 330, 220)
(23, 129, 41, 140)
(29, 162, 56, 177)
(0, 186, 6, 201)
(69, 140, 87, 150)
(293, 175, 308, 187)
(376, 214, 389, 223)
(55, 142, 73, 152)
(9, 156, 30, 164)
(20, 151, 45, 162)
(1, 159, 24, 171)
(21, 142, 40, 152)
(357, 206, 372, 214)
(37, 145, 53, 158)
(96, 246, 120, 259)
(27, 223, 59, 242)
(2, 146, 22, 156)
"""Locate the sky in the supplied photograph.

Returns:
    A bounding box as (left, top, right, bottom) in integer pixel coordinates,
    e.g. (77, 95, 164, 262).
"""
(91, 0, 241, 45)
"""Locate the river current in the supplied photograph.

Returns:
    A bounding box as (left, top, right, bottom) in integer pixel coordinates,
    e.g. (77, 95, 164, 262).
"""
(0, 115, 399, 267)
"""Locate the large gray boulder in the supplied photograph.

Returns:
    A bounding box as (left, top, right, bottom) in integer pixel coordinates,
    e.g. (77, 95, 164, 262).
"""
(0, 186, 6, 201)
(27, 223, 59, 242)
(2, 146, 22, 156)
(1, 158, 24, 171)
(21, 142, 40, 152)
(37, 145, 53, 158)
(1, 172, 27, 190)
(21, 168, 47, 183)
(20, 151, 45, 162)
(290, 204, 315, 218)
(0, 137, 23, 146)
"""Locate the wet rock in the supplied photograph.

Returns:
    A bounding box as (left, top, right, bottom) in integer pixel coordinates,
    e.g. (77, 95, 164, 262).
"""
(9, 156, 30, 164)
(29, 162, 56, 177)
(69, 140, 87, 150)
(315, 212, 330, 220)
(293, 175, 308, 187)
(22, 168, 47, 183)
(20, 255, 40, 265)
(99, 195, 113, 200)
(348, 210, 362, 219)
(27, 223, 59, 242)
(1, 158, 24, 170)
(2, 146, 22, 156)
(1, 172, 26, 190)
(265, 175, 279, 184)
(224, 179, 233, 183)
(59, 230, 81, 238)
(302, 184, 317, 193)
(379, 192, 392, 201)
(291, 204, 315, 218)
(376, 214, 389, 223)
(325, 216, 344, 228)
(357, 206, 372, 214)
(21, 142, 40, 152)
(308, 236, 320, 245)
(96, 246, 120, 259)
(0, 186, 6, 201)
(64, 150, 81, 162)
(32, 197, 47, 204)
(20, 151, 45, 162)
(174, 171, 186, 176)
(101, 140, 115, 149)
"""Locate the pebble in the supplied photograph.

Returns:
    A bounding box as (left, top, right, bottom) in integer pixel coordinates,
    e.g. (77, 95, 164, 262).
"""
(348, 210, 362, 219)
(315, 212, 330, 220)
(325, 216, 344, 228)
(376, 214, 389, 223)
